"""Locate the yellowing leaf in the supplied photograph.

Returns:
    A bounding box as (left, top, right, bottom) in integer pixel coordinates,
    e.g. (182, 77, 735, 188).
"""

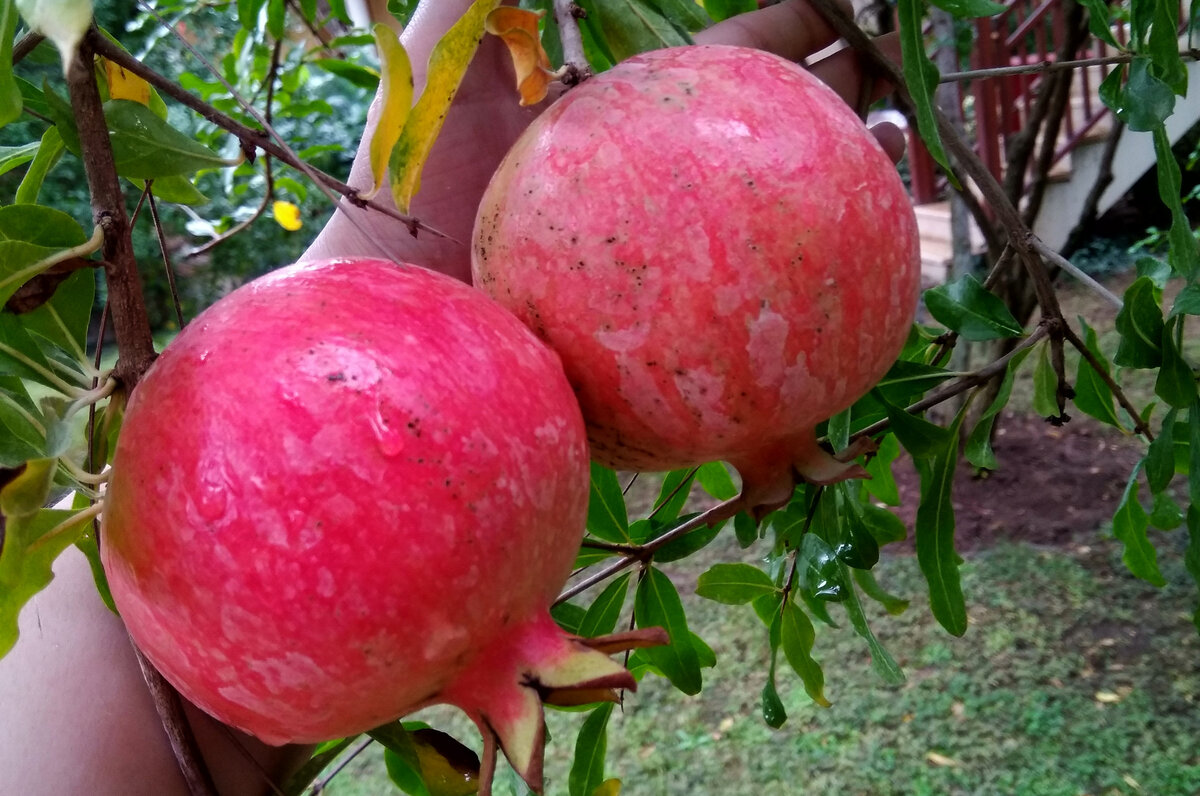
(484, 7, 558, 106)
(389, 0, 501, 214)
(363, 23, 413, 201)
(103, 58, 150, 105)
(272, 200, 302, 231)
(925, 751, 960, 767)
(1094, 690, 1124, 704)
(592, 779, 622, 796)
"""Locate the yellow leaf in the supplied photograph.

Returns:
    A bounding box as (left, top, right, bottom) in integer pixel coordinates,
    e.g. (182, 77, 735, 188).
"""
(362, 23, 413, 201)
(592, 779, 622, 796)
(484, 7, 558, 106)
(272, 200, 302, 231)
(103, 58, 151, 105)
(925, 751, 960, 767)
(1094, 690, 1123, 704)
(410, 728, 479, 796)
(389, 0, 501, 214)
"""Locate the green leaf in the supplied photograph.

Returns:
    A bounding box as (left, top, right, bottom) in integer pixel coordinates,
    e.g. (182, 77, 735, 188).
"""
(377, 726, 479, 796)
(551, 601, 587, 635)
(879, 391, 950, 459)
(1145, 407, 1178, 493)
(569, 704, 613, 796)
(1032, 339, 1061, 418)
(1156, 318, 1197, 409)
(1098, 61, 1126, 112)
(863, 433, 902, 505)
(389, 0, 500, 214)
(856, 502, 908, 546)
(1073, 319, 1123, 429)
(1147, 0, 1187, 95)
(15, 127, 64, 205)
(1, 487, 96, 657)
(967, 346, 1034, 468)
(733, 511, 758, 548)
(702, 0, 755, 22)
(1153, 124, 1200, 281)
(1190, 400, 1200, 508)
(927, 0, 1004, 17)
(1078, 0, 1121, 47)
(1149, 490, 1184, 530)
(266, 0, 285, 39)
(587, 463, 629, 543)
(0, 390, 44, 467)
(644, 0, 711, 31)
(1187, 506, 1200, 632)
(652, 514, 723, 562)
(852, 568, 909, 615)
(914, 408, 968, 636)
(781, 600, 830, 706)
(1169, 284, 1200, 318)
(0, 0, 23, 128)
(73, 525, 116, 614)
(796, 532, 844, 602)
(696, 461, 737, 500)
(1115, 277, 1165, 368)
(102, 100, 232, 179)
(578, 573, 629, 638)
(1112, 463, 1166, 586)
(1136, 255, 1172, 288)
(840, 562, 906, 684)
(237, 0, 269, 29)
(311, 58, 381, 91)
(0, 142, 38, 177)
(898, 0, 954, 178)
(282, 737, 359, 795)
(0, 313, 62, 390)
(696, 562, 777, 605)
(761, 608, 788, 728)
(578, 0, 690, 61)
(635, 566, 702, 694)
(18, 269, 95, 362)
(652, 467, 696, 523)
(1113, 57, 1175, 132)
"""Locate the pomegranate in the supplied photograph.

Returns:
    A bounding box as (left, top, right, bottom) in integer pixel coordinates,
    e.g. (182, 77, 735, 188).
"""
(473, 45, 921, 513)
(101, 258, 661, 793)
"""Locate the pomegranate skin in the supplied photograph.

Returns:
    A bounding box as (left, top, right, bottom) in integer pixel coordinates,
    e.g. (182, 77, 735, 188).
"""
(101, 258, 592, 745)
(473, 46, 921, 506)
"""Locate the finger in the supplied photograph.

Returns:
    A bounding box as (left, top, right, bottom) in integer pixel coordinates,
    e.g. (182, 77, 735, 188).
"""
(808, 31, 901, 109)
(869, 121, 906, 164)
(693, 0, 854, 62)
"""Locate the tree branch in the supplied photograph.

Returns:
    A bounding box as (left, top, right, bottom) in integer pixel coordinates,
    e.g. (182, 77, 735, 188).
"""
(553, 1, 591, 85)
(940, 49, 1200, 83)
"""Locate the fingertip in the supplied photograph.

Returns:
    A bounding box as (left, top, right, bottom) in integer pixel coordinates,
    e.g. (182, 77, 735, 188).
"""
(869, 121, 907, 165)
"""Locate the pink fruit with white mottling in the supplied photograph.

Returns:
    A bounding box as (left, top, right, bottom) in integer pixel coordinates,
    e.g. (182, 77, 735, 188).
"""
(101, 258, 659, 794)
(473, 45, 921, 511)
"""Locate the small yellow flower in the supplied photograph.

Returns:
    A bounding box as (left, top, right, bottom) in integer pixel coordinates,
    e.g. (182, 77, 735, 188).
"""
(272, 200, 302, 231)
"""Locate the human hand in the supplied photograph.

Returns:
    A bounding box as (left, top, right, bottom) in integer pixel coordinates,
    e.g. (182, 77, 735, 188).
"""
(304, 0, 903, 283)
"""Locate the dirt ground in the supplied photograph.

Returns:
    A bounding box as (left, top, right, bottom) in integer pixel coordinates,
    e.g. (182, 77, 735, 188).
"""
(890, 413, 1144, 551)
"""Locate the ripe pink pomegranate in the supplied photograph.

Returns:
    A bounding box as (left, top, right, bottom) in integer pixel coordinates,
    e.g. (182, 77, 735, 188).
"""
(473, 45, 921, 513)
(101, 258, 661, 794)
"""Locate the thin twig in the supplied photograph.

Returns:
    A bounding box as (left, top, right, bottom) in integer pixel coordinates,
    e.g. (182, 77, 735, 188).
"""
(1031, 235, 1124, 309)
(851, 323, 1053, 442)
(13, 32, 45, 63)
(147, 188, 186, 329)
(307, 737, 375, 794)
(940, 49, 1200, 83)
(556, 496, 746, 604)
(553, 1, 591, 85)
(86, 29, 448, 243)
(1061, 323, 1153, 438)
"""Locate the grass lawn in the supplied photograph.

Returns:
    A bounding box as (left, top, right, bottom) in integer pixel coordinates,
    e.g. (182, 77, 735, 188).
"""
(320, 527, 1200, 796)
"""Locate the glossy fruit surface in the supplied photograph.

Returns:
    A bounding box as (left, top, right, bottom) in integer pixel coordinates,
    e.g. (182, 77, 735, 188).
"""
(473, 45, 921, 510)
(102, 259, 646, 792)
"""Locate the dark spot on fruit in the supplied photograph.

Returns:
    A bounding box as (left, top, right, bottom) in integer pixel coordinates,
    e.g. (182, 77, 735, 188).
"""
(605, 236, 617, 243)
(326, 372, 346, 382)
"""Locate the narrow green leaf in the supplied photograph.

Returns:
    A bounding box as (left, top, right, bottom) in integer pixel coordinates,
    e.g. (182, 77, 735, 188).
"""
(702, 0, 755, 22)
(0, 142, 38, 177)
(967, 346, 1034, 467)
(925, 275, 1024, 341)
(879, 391, 950, 459)
(796, 532, 844, 602)
(569, 704, 613, 796)
(1187, 506, 1200, 632)
(579, 0, 690, 61)
(635, 566, 702, 694)
(1114, 58, 1175, 132)
(237, 0, 269, 29)
(840, 562, 906, 684)
(653, 467, 696, 523)
(1153, 124, 1200, 281)
(1098, 61, 1126, 112)
(1149, 491, 1184, 530)
(733, 511, 758, 548)
(761, 608, 788, 728)
(652, 514, 723, 562)
(1078, 0, 1121, 47)
(15, 127, 64, 205)
(1115, 277, 1166, 368)
(103, 100, 232, 179)
(0, 0, 24, 128)
(897, 0, 954, 177)
(1112, 463, 1166, 586)
(18, 269, 95, 361)
(1073, 319, 1123, 429)
(863, 433, 901, 505)
(1146, 407, 1178, 493)
(1, 500, 95, 658)
(781, 600, 830, 706)
(551, 601, 587, 635)
(1169, 284, 1200, 318)
(389, 0, 500, 214)
(927, 0, 1004, 16)
(0, 313, 61, 390)
(852, 568, 909, 615)
(266, 0, 285, 39)
(311, 58, 381, 91)
(644, 0, 711, 31)
(696, 461, 737, 500)
(1032, 339, 1060, 418)
(915, 409, 968, 636)
(282, 737, 359, 795)
(1189, 399, 1200, 508)
(857, 502, 908, 546)
(696, 562, 777, 605)
(587, 463, 629, 543)
(578, 573, 629, 638)
(1148, 0, 1187, 94)
(1156, 318, 1197, 409)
